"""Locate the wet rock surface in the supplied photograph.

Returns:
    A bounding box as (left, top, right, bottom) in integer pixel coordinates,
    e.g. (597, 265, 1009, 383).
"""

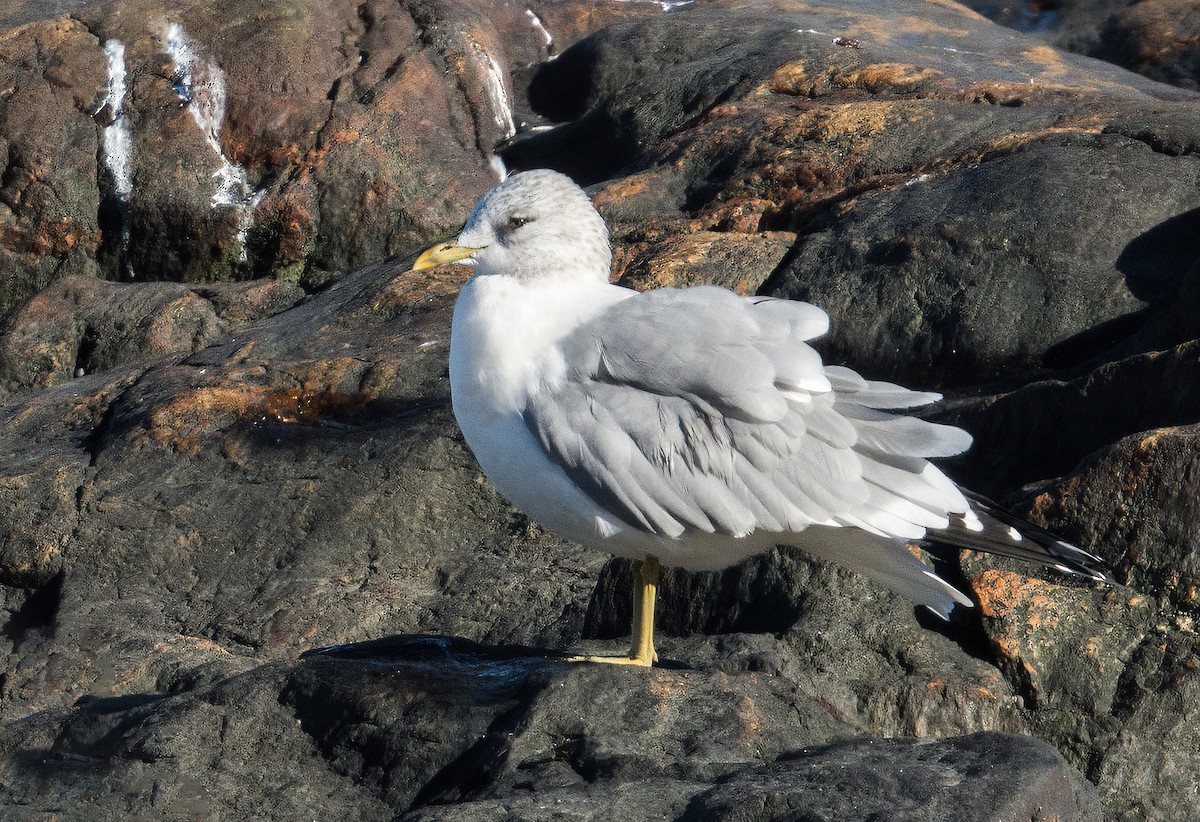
(3, 0, 1200, 819)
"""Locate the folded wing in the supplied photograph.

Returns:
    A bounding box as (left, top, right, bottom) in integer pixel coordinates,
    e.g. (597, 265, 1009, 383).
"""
(522, 286, 972, 544)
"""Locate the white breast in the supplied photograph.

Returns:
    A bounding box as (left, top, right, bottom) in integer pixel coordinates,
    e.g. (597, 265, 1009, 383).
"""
(449, 274, 635, 545)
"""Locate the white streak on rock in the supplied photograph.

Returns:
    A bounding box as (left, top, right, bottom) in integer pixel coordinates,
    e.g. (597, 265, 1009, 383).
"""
(472, 44, 516, 181)
(99, 39, 135, 277)
(161, 22, 263, 262)
(525, 9, 553, 48)
(476, 45, 516, 142)
(101, 40, 133, 200)
(613, 0, 694, 10)
(489, 154, 509, 182)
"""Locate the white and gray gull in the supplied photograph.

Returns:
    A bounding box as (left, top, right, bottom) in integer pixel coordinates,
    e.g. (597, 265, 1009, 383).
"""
(414, 168, 1110, 667)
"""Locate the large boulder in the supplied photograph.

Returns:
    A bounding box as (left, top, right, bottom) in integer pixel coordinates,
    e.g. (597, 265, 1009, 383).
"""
(3, 0, 1200, 819)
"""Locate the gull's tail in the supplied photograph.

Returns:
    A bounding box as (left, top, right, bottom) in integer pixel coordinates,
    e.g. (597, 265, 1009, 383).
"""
(921, 491, 1114, 585)
(786, 494, 1114, 621)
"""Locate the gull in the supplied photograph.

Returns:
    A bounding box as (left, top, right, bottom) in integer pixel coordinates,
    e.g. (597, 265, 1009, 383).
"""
(413, 169, 1110, 667)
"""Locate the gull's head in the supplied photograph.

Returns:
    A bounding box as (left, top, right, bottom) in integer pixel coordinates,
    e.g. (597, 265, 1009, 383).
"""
(414, 169, 611, 283)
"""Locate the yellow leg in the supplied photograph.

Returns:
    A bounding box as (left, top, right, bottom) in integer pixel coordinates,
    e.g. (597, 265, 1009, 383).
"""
(569, 556, 661, 667)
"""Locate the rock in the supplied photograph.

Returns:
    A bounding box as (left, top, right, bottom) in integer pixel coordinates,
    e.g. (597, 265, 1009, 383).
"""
(0, 637, 1098, 821)
(0, 17, 107, 307)
(4, 0, 1200, 819)
(0, 1, 91, 31)
(685, 733, 1101, 821)
(0, 0, 656, 306)
(1089, 629, 1200, 820)
(1022, 425, 1200, 609)
(0, 257, 598, 716)
(1094, 0, 1200, 90)
(0, 662, 388, 820)
(509, 1, 1200, 387)
(0, 274, 304, 402)
(965, 0, 1200, 91)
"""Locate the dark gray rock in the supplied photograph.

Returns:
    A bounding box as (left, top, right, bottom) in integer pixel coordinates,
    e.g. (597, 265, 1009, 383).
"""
(0, 662, 391, 820)
(965, 0, 1200, 91)
(774, 137, 1200, 386)
(0, 636, 1097, 822)
(0, 275, 305, 402)
(685, 733, 1102, 822)
(1090, 629, 1200, 820)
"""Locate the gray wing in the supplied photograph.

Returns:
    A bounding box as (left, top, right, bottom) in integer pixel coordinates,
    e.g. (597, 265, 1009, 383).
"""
(522, 285, 973, 541)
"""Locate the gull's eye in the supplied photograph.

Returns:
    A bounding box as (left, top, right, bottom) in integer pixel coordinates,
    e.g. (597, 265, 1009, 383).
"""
(507, 215, 530, 231)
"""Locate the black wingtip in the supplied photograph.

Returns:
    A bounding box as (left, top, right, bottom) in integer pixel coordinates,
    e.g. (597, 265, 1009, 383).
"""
(922, 491, 1116, 587)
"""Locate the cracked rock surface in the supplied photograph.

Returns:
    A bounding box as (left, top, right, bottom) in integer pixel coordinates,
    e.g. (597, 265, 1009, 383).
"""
(3, 0, 1200, 819)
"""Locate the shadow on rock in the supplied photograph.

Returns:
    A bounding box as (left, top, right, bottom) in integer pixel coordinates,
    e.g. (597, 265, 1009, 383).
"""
(1117, 205, 1200, 305)
(300, 633, 571, 699)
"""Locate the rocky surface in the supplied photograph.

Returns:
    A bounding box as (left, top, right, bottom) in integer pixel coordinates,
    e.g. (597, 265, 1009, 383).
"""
(3, 0, 1200, 819)
(0, 636, 1099, 820)
(965, 0, 1200, 91)
(0, 0, 652, 307)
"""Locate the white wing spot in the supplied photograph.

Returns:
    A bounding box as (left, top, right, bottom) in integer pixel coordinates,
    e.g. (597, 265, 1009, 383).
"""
(962, 510, 985, 532)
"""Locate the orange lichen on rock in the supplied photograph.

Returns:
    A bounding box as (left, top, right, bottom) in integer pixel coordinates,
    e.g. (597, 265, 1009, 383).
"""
(1025, 475, 1083, 525)
(151, 637, 234, 657)
(971, 125, 1110, 162)
(591, 171, 663, 212)
(990, 632, 1022, 664)
(763, 58, 940, 99)
(974, 569, 1041, 618)
(144, 383, 270, 454)
(973, 570, 1065, 638)
(617, 231, 793, 294)
(783, 100, 900, 143)
(837, 63, 945, 93)
(1021, 44, 1071, 82)
(763, 60, 813, 96)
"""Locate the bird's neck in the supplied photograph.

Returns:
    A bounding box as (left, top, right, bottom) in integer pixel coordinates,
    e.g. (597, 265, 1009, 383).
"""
(449, 274, 631, 415)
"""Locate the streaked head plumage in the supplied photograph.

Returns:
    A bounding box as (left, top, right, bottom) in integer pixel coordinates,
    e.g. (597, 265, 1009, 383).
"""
(455, 169, 612, 283)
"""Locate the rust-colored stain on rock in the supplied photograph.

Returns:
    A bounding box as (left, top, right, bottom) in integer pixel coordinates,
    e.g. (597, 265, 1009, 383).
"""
(141, 362, 380, 455)
(373, 266, 470, 310)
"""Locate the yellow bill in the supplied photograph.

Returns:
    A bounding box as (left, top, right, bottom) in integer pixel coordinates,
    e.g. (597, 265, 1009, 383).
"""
(412, 241, 482, 270)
